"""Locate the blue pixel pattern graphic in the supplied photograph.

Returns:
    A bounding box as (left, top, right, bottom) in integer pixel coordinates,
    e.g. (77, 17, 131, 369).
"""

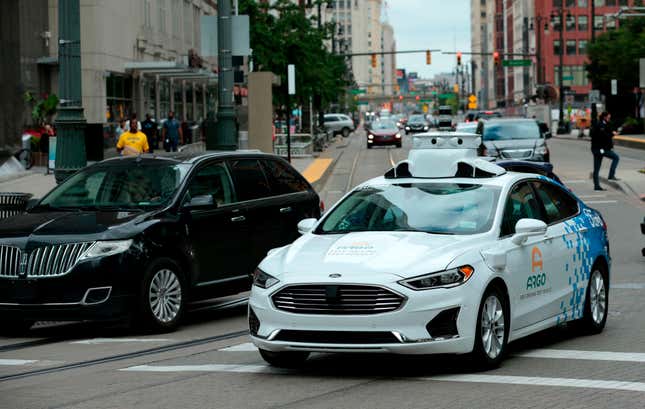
(557, 205, 609, 324)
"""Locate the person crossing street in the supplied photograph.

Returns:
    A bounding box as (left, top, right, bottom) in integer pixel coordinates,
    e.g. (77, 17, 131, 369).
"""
(162, 111, 183, 152)
(591, 111, 620, 191)
(116, 116, 150, 156)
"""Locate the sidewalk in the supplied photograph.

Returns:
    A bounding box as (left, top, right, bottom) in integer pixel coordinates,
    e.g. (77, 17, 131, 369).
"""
(558, 129, 645, 150)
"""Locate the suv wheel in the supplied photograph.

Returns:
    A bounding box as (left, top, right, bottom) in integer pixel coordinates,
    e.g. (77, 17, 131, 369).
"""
(575, 266, 608, 334)
(259, 349, 310, 368)
(341, 127, 350, 137)
(471, 286, 508, 369)
(137, 258, 185, 333)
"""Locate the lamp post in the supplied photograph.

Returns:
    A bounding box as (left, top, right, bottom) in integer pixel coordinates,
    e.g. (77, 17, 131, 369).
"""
(54, 0, 86, 184)
(552, 5, 570, 134)
(212, 0, 237, 150)
(529, 15, 549, 86)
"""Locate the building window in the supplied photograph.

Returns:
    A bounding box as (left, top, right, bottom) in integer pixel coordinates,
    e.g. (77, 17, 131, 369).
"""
(566, 40, 577, 55)
(566, 15, 576, 31)
(553, 0, 562, 6)
(172, 0, 181, 38)
(619, 0, 629, 5)
(578, 0, 588, 5)
(552, 16, 561, 32)
(594, 0, 605, 6)
(566, 0, 575, 6)
(606, 17, 617, 29)
(144, 0, 152, 28)
(555, 66, 589, 86)
(184, 0, 192, 45)
(594, 16, 604, 30)
(578, 15, 588, 31)
(605, 0, 617, 5)
(578, 40, 588, 54)
(159, 0, 167, 33)
(553, 40, 561, 55)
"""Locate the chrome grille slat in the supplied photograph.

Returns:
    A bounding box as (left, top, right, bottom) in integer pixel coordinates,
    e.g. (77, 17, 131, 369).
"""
(272, 285, 405, 315)
(0, 242, 94, 279)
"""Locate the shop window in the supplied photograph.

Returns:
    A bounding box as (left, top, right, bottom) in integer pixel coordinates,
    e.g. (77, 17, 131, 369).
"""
(578, 15, 588, 31)
(566, 40, 577, 55)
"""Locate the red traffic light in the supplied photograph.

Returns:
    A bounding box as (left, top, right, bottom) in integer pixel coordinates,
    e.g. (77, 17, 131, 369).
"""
(493, 51, 500, 66)
(457, 52, 462, 66)
(399, 95, 404, 100)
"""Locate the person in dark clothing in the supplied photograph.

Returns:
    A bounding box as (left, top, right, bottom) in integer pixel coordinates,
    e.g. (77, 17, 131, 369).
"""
(591, 111, 620, 191)
(141, 114, 157, 153)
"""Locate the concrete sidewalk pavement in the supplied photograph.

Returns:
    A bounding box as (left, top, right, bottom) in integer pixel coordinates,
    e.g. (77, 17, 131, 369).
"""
(558, 129, 645, 150)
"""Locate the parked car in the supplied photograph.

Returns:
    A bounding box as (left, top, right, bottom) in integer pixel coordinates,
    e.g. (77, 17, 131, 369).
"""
(455, 122, 478, 133)
(437, 105, 454, 130)
(367, 120, 402, 148)
(0, 152, 321, 333)
(476, 118, 551, 162)
(324, 114, 355, 137)
(404, 114, 430, 134)
(475, 110, 503, 121)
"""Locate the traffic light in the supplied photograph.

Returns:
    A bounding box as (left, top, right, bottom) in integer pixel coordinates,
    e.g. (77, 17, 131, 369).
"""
(415, 95, 420, 101)
(493, 51, 500, 67)
(426, 50, 432, 65)
(371, 54, 377, 68)
(457, 52, 462, 66)
(399, 95, 403, 101)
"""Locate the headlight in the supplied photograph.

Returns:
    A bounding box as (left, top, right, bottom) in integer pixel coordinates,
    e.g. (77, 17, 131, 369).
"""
(535, 145, 548, 155)
(423, 126, 429, 131)
(368, 134, 374, 139)
(398, 265, 474, 290)
(80, 240, 133, 260)
(405, 126, 410, 131)
(253, 268, 280, 289)
(395, 133, 401, 138)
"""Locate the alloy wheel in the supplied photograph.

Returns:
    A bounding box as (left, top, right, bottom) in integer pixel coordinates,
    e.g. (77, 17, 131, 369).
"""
(589, 270, 607, 325)
(480, 295, 505, 359)
(148, 268, 182, 323)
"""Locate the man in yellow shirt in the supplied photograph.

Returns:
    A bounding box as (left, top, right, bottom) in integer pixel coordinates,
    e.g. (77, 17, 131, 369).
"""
(116, 118, 149, 156)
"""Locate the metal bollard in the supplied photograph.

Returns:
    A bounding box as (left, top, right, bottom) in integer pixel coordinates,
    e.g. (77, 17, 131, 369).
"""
(238, 131, 249, 150)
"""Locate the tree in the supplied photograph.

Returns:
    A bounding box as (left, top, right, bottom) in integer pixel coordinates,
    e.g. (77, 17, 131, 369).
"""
(239, 0, 349, 110)
(586, 14, 645, 121)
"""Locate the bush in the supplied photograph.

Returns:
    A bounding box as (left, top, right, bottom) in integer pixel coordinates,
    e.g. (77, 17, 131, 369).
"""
(620, 117, 644, 135)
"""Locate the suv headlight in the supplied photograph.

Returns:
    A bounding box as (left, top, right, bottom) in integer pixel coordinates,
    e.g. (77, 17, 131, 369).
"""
(253, 268, 280, 289)
(535, 145, 548, 155)
(398, 265, 474, 290)
(80, 240, 133, 260)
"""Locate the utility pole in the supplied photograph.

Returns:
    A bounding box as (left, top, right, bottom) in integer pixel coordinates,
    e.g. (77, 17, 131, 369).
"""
(213, 0, 237, 150)
(55, 0, 86, 184)
(590, 0, 598, 128)
(557, 5, 566, 133)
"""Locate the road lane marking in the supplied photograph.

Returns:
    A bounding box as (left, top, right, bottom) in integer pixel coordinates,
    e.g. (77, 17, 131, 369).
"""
(613, 283, 645, 289)
(577, 194, 607, 199)
(71, 338, 173, 345)
(425, 374, 645, 393)
(219, 342, 258, 352)
(121, 364, 286, 374)
(514, 349, 645, 363)
(301, 158, 334, 184)
(561, 180, 587, 184)
(585, 200, 617, 204)
(0, 359, 38, 366)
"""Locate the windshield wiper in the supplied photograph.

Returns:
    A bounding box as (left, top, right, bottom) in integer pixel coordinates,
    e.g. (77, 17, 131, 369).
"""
(30, 203, 80, 212)
(78, 205, 144, 212)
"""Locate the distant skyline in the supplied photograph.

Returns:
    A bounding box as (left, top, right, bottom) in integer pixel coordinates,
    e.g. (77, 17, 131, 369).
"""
(387, 0, 471, 80)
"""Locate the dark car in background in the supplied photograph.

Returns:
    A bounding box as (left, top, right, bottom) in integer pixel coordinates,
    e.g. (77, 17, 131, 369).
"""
(367, 120, 402, 148)
(404, 114, 430, 134)
(0, 152, 321, 333)
(476, 118, 551, 162)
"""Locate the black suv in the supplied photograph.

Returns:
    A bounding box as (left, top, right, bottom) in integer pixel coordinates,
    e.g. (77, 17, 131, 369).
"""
(0, 152, 321, 332)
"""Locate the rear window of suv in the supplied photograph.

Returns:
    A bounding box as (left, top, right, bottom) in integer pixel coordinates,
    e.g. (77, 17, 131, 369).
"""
(483, 121, 541, 141)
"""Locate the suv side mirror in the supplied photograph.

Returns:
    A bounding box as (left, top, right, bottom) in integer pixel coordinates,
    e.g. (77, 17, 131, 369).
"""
(183, 194, 216, 210)
(297, 218, 318, 235)
(512, 218, 547, 245)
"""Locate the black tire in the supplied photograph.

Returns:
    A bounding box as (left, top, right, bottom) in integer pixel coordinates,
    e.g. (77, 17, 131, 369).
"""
(0, 320, 35, 336)
(575, 265, 608, 334)
(367, 143, 373, 149)
(341, 127, 350, 137)
(396, 142, 402, 148)
(15, 149, 34, 170)
(259, 349, 310, 368)
(136, 258, 186, 333)
(471, 286, 509, 369)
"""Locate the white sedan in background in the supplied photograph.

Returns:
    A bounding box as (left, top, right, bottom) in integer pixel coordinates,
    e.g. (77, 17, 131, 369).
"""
(248, 133, 610, 369)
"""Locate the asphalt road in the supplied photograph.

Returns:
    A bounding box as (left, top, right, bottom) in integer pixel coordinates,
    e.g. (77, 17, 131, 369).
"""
(1, 130, 644, 409)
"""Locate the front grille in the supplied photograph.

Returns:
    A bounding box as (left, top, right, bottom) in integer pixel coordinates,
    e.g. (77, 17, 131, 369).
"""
(272, 285, 405, 315)
(274, 330, 400, 344)
(0, 242, 94, 278)
(501, 149, 533, 159)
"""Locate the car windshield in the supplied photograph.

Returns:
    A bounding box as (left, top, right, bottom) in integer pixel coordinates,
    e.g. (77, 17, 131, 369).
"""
(409, 115, 425, 123)
(372, 120, 397, 130)
(37, 161, 191, 211)
(318, 183, 501, 235)
(483, 121, 541, 141)
(456, 123, 477, 133)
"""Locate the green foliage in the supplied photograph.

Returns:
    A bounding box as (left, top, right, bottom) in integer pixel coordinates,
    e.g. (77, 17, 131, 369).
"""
(24, 92, 59, 126)
(239, 0, 349, 109)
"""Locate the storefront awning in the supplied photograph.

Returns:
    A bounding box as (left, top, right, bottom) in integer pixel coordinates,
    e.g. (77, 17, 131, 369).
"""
(124, 62, 217, 82)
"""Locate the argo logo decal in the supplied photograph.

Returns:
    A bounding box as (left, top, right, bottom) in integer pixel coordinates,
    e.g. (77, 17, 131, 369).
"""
(526, 246, 548, 292)
(531, 246, 543, 273)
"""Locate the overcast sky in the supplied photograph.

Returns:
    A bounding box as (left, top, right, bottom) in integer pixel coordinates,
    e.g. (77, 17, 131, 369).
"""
(387, 0, 471, 79)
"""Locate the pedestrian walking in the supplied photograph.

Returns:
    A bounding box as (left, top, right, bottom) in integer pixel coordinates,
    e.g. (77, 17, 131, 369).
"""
(591, 111, 620, 191)
(116, 116, 149, 156)
(125, 113, 142, 133)
(162, 111, 183, 152)
(141, 113, 157, 153)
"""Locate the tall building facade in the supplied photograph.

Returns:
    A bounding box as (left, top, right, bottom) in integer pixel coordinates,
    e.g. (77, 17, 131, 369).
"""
(381, 23, 396, 96)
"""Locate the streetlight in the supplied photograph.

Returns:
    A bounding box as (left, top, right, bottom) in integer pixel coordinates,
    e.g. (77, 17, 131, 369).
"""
(528, 15, 550, 86)
(551, 5, 571, 134)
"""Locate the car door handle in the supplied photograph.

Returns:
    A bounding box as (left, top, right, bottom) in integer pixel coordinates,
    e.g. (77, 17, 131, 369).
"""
(279, 207, 292, 214)
(231, 216, 246, 222)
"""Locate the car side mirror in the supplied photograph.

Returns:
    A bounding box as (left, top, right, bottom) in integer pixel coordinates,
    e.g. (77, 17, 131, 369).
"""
(511, 218, 547, 245)
(544, 131, 552, 139)
(26, 198, 40, 211)
(297, 218, 318, 235)
(183, 194, 216, 210)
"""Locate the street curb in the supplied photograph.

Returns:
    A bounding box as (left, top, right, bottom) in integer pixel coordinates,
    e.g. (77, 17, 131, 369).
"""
(589, 172, 643, 199)
(614, 136, 645, 151)
(311, 150, 344, 193)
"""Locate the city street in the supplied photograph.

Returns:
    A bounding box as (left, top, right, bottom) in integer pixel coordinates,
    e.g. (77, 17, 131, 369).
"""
(1, 129, 643, 409)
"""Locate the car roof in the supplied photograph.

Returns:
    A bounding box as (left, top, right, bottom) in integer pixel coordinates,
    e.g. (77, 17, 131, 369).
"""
(359, 171, 535, 190)
(481, 117, 535, 123)
(100, 150, 283, 166)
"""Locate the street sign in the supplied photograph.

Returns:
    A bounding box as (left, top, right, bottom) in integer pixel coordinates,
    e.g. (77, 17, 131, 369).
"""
(350, 89, 366, 95)
(589, 90, 600, 103)
(287, 64, 296, 95)
(502, 59, 531, 67)
(420, 99, 432, 103)
(357, 101, 369, 106)
(468, 102, 477, 109)
(611, 79, 617, 95)
(562, 75, 574, 81)
(422, 104, 429, 113)
(439, 93, 453, 98)
(468, 94, 477, 103)
(431, 91, 438, 95)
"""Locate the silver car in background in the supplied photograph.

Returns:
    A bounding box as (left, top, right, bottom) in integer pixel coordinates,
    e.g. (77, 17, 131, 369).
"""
(324, 113, 355, 137)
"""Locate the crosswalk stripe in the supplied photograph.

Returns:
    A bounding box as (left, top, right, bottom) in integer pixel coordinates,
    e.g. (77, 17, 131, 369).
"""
(70, 338, 173, 345)
(514, 349, 645, 363)
(0, 359, 38, 366)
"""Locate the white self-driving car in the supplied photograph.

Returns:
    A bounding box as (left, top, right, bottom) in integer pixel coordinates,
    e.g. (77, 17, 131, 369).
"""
(249, 132, 610, 369)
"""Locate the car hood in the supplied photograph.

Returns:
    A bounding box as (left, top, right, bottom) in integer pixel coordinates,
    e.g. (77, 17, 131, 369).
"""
(0, 210, 155, 244)
(407, 122, 427, 127)
(260, 231, 483, 282)
(370, 129, 398, 136)
(484, 139, 544, 151)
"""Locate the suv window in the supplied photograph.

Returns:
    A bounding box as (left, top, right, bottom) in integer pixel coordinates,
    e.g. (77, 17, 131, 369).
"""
(229, 159, 272, 201)
(501, 182, 543, 236)
(532, 181, 579, 224)
(185, 162, 235, 206)
(262, 159, 310, 196)
(324, 116, 338, 122)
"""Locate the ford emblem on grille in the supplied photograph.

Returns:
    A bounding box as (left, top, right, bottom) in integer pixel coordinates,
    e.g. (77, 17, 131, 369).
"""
(329, 273, 342, 278)
(19, 253, 29, 278)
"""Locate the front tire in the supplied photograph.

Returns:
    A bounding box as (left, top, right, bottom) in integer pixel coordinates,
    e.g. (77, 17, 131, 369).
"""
(471, 286, 509, 369)
(396, 142, 402, 148)
(367, 143, 373, 149)
(137, 258, 185, 333)
(341, 127, 350, 137)
(576, 267, 608, 334)
(259, 349, 310, 368)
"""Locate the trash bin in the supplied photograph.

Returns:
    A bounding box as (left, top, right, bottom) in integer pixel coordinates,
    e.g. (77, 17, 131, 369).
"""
(0, 192, 33, 220)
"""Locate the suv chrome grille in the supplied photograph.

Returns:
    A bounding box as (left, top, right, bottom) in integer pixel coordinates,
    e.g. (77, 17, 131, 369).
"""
(0, 242, 94, 278)
(272, 285, 405, 315)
